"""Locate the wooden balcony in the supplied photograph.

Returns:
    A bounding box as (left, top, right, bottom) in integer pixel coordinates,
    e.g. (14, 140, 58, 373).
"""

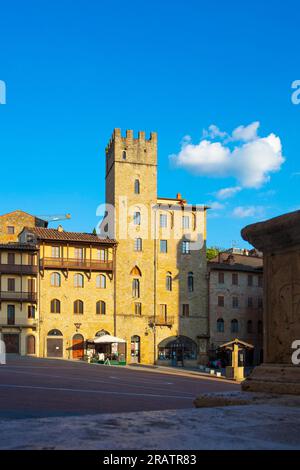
(149, 315, 175, 327)
(0, 264, 38, 275)
(0, 291, 37, 303)
(40, 257, 113, 272)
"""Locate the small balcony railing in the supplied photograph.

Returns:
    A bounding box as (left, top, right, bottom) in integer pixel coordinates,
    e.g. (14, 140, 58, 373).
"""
(0, 291, 37, 303)
(149, 315, 174, 327)
(40, 258, 113, 272)
(0, 264, 38, 275)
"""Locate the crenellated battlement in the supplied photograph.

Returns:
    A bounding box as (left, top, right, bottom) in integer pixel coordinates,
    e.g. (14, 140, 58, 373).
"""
(105, 128, 157, 156)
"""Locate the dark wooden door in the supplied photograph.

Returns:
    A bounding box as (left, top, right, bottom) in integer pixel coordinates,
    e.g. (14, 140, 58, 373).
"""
(3, 334, 19, 353)
(47, 338, 63, 357)
(72, 335, 84, 360)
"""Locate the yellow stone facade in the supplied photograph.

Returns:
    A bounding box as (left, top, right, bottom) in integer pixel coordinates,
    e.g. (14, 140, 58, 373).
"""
(0, 129, 209, 365)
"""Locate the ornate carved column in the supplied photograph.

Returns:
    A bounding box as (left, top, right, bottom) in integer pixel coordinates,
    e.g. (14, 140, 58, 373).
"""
(241, 210, 300, 394)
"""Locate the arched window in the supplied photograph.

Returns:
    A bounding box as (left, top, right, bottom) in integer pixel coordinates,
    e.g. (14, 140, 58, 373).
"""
(166, 272, 172, 291)
(74, 300, 84, 315)
(130, 266, 142, 277)
(96, 300, 106, 315)
(231, 319, 239, 333)
(74, 273, 84, 288)
(50, 299, 61, 314)
(122, 150, 127, 160)
(158, 336, 198, 361)
(217, 318, 225, 333)
(134, 179, 140, 194)
(47, 329, 63, 336)
(26, 335, 36, 355)
(132, 279, 140, 298)
(258, 320, 263, 334)
(50, 272, 61, 287)
(96, 274, 106, 289)
(188, 272, 194, 292)
(95, 329, 110, 337)
(134, 238, 142, 252)
(247, 320, 253, 333)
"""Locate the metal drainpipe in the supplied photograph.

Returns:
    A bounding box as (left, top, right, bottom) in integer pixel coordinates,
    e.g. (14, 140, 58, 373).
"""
(113, 245, 117, 337)
(153, 207, 157, 365)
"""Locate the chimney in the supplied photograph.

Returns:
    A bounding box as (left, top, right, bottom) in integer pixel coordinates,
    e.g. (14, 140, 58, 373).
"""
(57, 225, 64, 232)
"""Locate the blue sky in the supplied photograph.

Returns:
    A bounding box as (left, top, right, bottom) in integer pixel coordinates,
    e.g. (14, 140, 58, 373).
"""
(0, 0, 299, 248)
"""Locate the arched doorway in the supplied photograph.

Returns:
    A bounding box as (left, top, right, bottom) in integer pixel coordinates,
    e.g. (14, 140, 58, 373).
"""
(27, 335, 36, 355)
(47, 329, 63, 358)
(158, 336, 198, 364)
(72, 334, 84, 360)
(131, 335, 141, 363)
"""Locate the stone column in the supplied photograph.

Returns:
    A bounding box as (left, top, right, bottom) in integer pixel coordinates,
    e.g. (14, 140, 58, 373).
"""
(241, 210, 300, 395)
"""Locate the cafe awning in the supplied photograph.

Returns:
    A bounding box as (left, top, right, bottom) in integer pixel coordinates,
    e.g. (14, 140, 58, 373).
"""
(93, 334, 126, 344)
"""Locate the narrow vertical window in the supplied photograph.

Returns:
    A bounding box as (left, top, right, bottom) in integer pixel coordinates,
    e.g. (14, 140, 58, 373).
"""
(188, 272, 194, 293)
(134, 212, 141, 225)
(132, 279, 140, 298)
(134, 238, 142, 252)
(166, 273, 172, 291)
(134, 179, 140, 194)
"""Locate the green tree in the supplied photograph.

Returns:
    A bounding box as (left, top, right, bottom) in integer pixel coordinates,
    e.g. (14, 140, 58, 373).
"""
(206, 246, 221, 261)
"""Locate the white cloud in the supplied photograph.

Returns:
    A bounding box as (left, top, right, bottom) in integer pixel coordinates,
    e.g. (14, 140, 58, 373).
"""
(209, 201, 225, 210)
(231, 121, 259, 142)
(170, 122, 285, 189)
(202, 124, 228, 140)
(232, 206, 266, 218)
(216, 186, 242, 200)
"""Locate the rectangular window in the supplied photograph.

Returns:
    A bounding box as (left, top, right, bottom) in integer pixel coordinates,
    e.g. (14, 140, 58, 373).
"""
(28, 253, 35, 266)
(132, 279, 140, 298)
(97, 249, 108, 261)
(160, 240, 168, 253)
(218, 296, 225, 307)
(248, 297, 253, 308)
(74, 248, 84, 260)
(51, 246, 60, 258)
(7, 305, 15, 325)
(182, 216, 190, 229)
(134, 238, 142, 252)
(7, 253, 15, 265)
(28, 305, 36, 319)
(7, 278, 15, 292)
(182, 304, 190, 317)
(133, 212, 141, 225)
(134, 302, 142, 316)
(160, 214, 167, 228)
(232, 273, 238, 285)
(160, 304, 167, 319)
(232, 296, 239, 308)
(182, 241, 190, 254)
(7, 226, 15, 234)
(248, 275, 253, 287)
(258, 276, 263, 288)
(218, 272, 225, 284)
(258, 297, 263, 308)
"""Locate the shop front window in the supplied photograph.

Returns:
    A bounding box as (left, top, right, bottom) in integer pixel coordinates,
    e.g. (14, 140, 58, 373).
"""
(158, 336, 197, 361)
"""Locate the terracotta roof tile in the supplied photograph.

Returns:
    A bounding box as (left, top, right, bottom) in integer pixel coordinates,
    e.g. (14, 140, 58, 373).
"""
(24, 227, 116, 245)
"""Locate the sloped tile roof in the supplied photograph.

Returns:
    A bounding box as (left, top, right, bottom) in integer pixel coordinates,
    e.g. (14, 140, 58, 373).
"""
(24, 227, 116, 245)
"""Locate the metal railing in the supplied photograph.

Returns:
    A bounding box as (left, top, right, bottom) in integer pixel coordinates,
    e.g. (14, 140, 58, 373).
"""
(149, 315, 175, 326)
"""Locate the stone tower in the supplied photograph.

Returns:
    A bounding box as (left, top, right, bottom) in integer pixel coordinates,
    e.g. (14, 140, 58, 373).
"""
(105, 129, 158, 362)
